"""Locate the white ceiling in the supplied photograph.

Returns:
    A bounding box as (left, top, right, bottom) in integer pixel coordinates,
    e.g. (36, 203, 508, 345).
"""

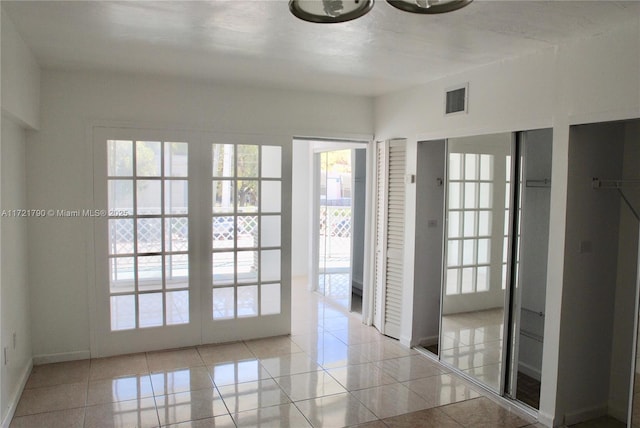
(3, 0, 639, 96)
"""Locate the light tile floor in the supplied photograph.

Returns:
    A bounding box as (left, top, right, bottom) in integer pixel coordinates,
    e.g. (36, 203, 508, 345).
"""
(11, 280, 540, 427)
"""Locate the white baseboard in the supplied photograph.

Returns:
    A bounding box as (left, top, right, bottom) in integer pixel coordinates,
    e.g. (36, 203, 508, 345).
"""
(518, 361, 542, 381)
(537, 410, 555, 427)
(1, 358, 33, 428)
(564, 403, 608, 426)
(399, 335, 412, 347)
(32, 350, 91, 365)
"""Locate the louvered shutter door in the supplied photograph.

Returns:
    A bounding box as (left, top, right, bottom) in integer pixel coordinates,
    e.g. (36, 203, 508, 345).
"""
(383, 141, 405, 338)
(373, 142, 387, 331)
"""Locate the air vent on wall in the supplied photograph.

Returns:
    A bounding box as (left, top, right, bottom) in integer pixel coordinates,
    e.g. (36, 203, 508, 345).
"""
(445, 84, 468, 115)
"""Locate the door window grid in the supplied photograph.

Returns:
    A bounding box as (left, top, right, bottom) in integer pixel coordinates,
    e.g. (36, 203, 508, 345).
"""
(446, 153, 494, 295)
(107, 140, 190, 331)
(212, 143, 282, 320)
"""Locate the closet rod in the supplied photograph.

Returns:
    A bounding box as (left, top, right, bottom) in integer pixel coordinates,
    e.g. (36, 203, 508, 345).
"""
(526, 179, 551, 188)
(593, 178, 640, 222)
(592, 178, 640, 189)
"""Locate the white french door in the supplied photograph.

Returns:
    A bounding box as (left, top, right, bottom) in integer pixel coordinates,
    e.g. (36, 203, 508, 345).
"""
(92, 127, 291, 357)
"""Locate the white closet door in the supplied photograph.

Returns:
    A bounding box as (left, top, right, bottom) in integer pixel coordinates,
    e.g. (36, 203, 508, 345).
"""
(373, 139, 406, 339)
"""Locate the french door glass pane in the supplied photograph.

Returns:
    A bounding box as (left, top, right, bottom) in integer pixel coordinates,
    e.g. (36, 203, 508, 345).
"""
(137, 180, 161, 215)
(480, 155, 493, 180)
(449, 153, 462, 180)
(261, 250, 281, 282)
(137, 218, 162, 253)
(213, 216, 234, 249)
(166, 290, 189, 325)
(478, 211, 491, 236)
(461, 268, 474, 293)
(139, 293, 163, 327)
(447, 269, 459, 295)
(165, 255, 188, 289)
(237, 216, 258, 249)
(138, 255, 163, 291)
(213, 144, 234, 177)
(237, 145, 259, 177)
(165, 142, 188, 177)
(165, 218, 188, 252)
(136, 141, 162, 177)
(261, 215, 281, 247)
(237, 180, 259, 213)
(237, 286, 258, 317)
(237, 251, 258, 284)
(108, 180, 133, 214)
(108, 140, 133, 177)
(448, 211, 461, 238)
(261, 283, 281, 315)
(465, 154, 478, 180)
(448, 183, 461, 209)
(109, 257, 135, 293)
(165, 181, 188, 214)
(109, 219, 134, 254)
(212, 287, 234, 320)
(261, 181, 281, 213)
(111, 295, 135, 331)
(261, 146, 282, 178)
(213, 181, 235, 214)
(212, 252, 235, 285)
(448, 240, 460, 267)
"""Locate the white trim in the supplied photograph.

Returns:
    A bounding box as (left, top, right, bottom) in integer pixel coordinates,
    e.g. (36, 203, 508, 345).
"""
(416, 122, 553, 144)
(88, 119, 373, 143)
(536, 411, 554, 428)
(32, 351, 91, 365)
(361, 141, 376, 326)
(1, 358, 32, 428)
(568, 109, 640, 127)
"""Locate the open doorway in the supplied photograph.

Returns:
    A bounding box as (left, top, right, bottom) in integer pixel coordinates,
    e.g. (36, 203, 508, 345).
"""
(313, 146, 367, 313)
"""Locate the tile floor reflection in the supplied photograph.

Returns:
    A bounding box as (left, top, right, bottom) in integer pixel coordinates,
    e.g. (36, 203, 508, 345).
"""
(10, 279, 539, 427)
(440, 308, 504, 391)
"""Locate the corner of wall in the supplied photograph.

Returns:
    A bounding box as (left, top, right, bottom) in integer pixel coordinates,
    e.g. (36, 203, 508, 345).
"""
(1, 7, 41, 130)
(0, 358, 31, 428)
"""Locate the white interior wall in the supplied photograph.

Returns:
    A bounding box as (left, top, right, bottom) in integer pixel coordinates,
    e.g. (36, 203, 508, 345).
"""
(0, 117, 33, 426)
(608, 120, 640, 421)
(560, 123, 625, 424)
(412, 140, 445, 347)
(0, 7, 40, 426)
(374, 17, 640, 427)
(27, 70, 373, 360)
(291, 142, 311, 278)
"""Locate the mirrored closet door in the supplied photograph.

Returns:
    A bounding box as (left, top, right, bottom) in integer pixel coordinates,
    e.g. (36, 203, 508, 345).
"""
(439, 129, 552, 409)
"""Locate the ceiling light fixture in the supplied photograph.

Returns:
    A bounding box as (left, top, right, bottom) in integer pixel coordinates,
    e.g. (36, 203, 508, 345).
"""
(289, 0, 472, 23)
(387, 0, 473, 14)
